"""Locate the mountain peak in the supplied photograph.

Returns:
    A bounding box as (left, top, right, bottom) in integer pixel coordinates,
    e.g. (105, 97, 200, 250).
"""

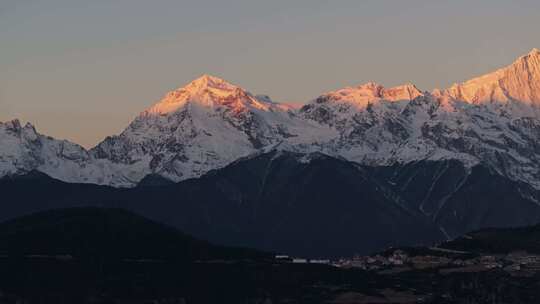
(528, 48, 540, 56)
(2, 119, 22, 131)
(169, 74, 243, 101)
(383, 83, 424, 101)
(315, 82, 423, 109)
(514, 48, 540, 64)
(358, 82, 384, 89)
(1, 119, 36, 133)
(144, 75, 270, 115)
(186, 74, 237, 91)
(442, 49, 540, 106)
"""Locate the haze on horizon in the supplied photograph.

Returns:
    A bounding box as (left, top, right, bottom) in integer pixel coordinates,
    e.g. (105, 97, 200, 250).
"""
(1, 0, 539, 148)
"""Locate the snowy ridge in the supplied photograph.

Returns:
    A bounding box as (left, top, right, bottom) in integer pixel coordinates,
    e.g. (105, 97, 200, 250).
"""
(298, 49, 540, 188)
(89, 75, 337, 185)
(0, 119, 130, 186)
(2, 49, 540, 188)
(442, 48, 540, 107)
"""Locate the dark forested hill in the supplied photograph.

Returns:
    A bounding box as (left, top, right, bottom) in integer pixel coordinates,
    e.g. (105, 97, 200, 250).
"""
(1, 207, 540, 304)
(2, 150, 540, 257)
(0, 207, 267, 261)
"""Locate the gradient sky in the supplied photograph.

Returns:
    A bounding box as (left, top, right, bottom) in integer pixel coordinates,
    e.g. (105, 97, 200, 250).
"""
(1, 0, 540, 148)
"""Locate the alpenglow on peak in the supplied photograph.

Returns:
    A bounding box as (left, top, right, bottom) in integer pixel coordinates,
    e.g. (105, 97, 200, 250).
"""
(311, 82, 424, 109)
(442, 48, 540, 105)
(5, 48, 540, 190)
(144, 74, 271, 115)
(185, 74, 237, 91)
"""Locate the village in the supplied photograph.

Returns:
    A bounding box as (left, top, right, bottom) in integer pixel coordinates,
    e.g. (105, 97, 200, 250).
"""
(275, 248, 540, 277)
(333, 248, 540, 276)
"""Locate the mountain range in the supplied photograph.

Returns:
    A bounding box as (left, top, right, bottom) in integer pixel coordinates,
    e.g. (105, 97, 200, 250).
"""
(2, 49, 540, 190)
(2, 49, 540, 256)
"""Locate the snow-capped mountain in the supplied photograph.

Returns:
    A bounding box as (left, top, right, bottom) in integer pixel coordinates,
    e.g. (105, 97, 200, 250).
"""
(299, 49, 540, 188)
(90, 75, 336, 185)
(2, 49, 540, 189)
(0, 119, 124, 185)
(443, 48, 540, 107)
(1, 76, 336, 187)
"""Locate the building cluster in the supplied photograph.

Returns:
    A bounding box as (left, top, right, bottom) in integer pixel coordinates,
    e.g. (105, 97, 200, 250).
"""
(330, 249, 540, 275)
(502, 251, 540, 274)
(333, 250, 413, 270)
(274, 255, 330, 265)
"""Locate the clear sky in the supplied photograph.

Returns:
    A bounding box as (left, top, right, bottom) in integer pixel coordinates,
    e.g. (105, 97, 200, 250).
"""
(1, 0, 539, 148)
